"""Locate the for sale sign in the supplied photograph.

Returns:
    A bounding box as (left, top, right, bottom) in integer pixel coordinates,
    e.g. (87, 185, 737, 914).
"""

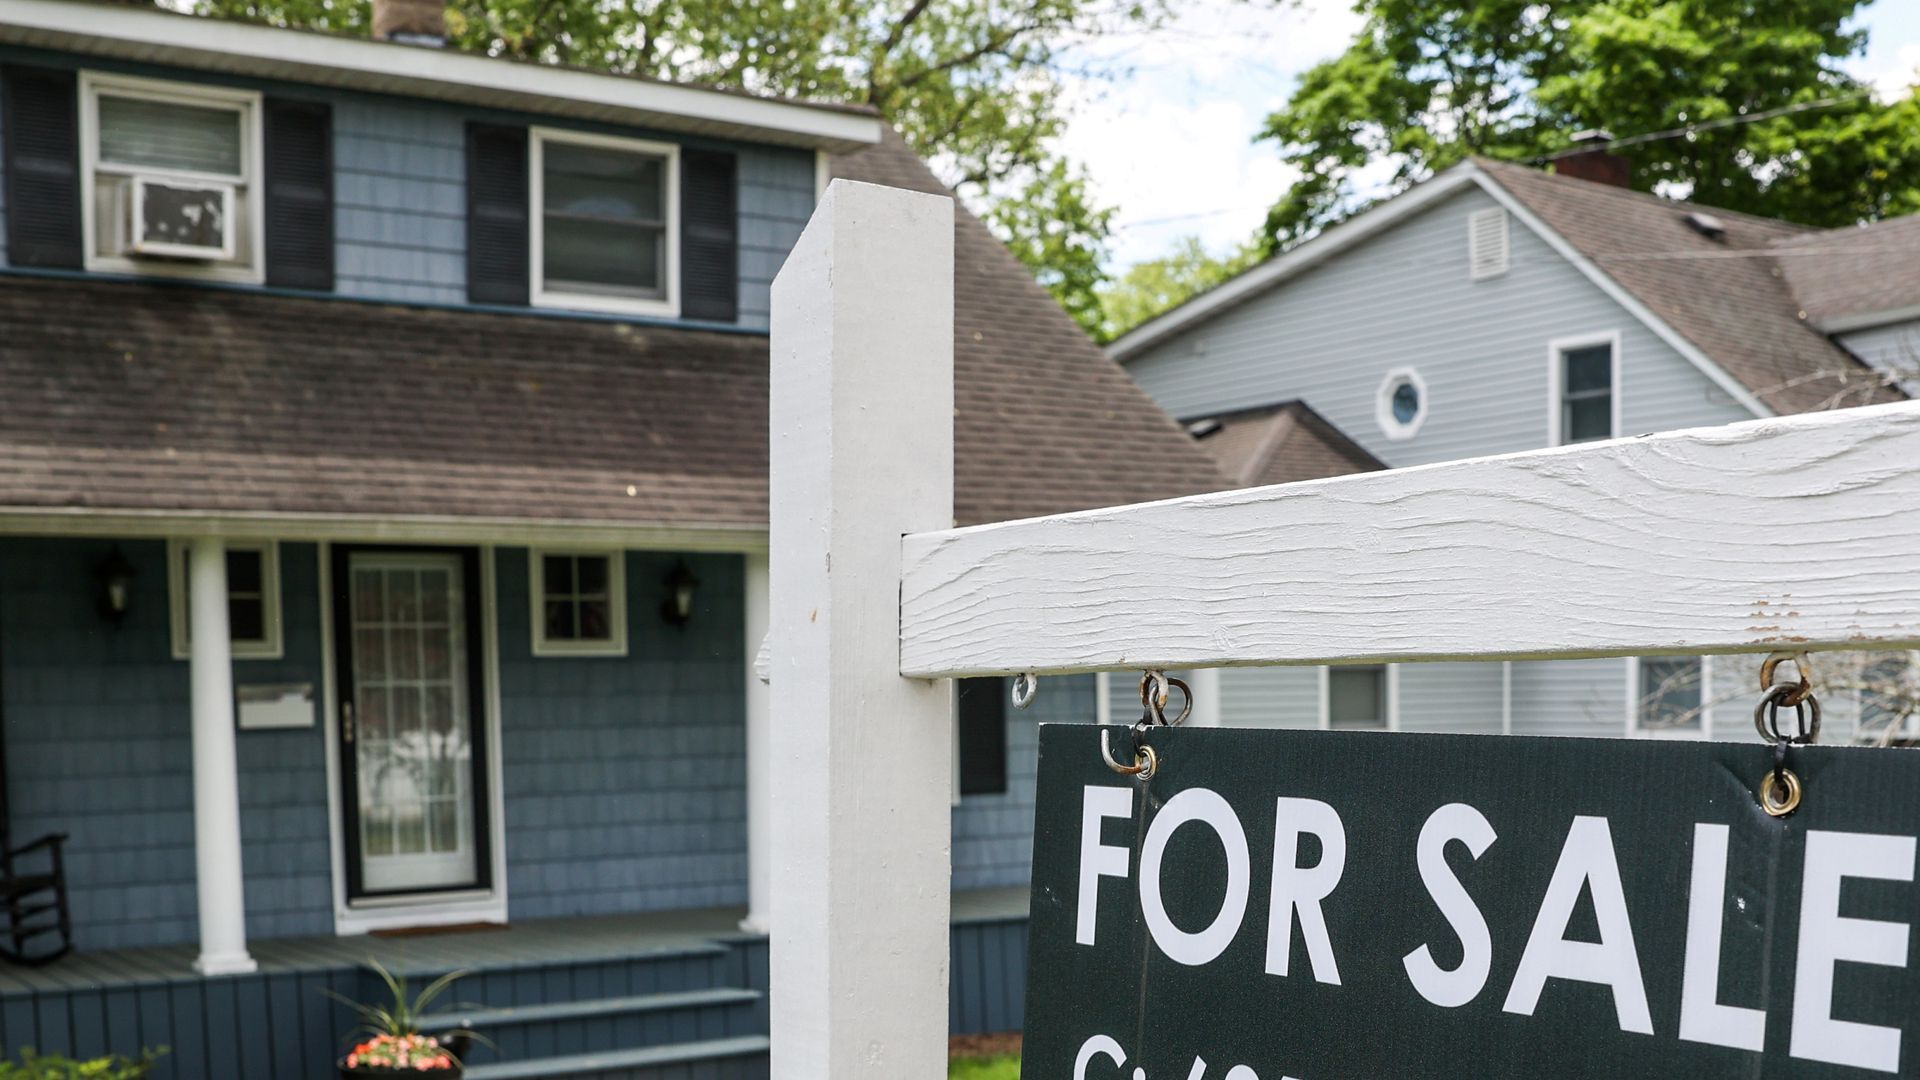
(1022, 726, 1920, 1079)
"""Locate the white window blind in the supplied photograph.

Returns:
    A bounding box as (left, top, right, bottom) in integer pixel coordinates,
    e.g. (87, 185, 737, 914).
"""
(1468, 207, 1510, 280)
(98, 95, 242, 177)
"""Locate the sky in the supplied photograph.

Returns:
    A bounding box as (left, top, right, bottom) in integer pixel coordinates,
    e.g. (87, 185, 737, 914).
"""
(1059, 0, 1920, 270)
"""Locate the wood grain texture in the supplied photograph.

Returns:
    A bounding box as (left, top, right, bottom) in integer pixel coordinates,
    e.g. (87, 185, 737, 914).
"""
(901, 401, 1920, 677)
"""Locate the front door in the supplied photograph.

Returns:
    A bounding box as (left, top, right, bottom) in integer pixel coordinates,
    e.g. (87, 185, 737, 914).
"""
(332, 546, 492, 899)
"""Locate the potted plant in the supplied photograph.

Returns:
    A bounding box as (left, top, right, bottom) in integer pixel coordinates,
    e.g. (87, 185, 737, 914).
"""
(328, 961, 478, 1078)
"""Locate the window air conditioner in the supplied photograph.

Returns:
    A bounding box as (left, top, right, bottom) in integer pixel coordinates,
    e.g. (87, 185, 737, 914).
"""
(127, 175, 235, 261)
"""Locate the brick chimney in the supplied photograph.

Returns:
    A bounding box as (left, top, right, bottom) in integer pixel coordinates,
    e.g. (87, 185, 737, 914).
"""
(372, 0, 446, 46)
(1552, 129, 1632, 188)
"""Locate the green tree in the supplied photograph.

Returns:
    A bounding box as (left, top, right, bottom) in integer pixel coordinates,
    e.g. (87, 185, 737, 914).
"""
(1257, 0, 1920, 253)
(198, 0, 1178, 333)
(1095, 236, 1259, 342)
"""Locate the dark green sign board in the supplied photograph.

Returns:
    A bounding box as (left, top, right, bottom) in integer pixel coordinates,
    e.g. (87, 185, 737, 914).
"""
(1023, 725, 1920, 1079)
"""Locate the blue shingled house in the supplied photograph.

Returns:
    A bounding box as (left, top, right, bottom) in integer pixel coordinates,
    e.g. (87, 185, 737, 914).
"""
(0, 1, 1226, 1075)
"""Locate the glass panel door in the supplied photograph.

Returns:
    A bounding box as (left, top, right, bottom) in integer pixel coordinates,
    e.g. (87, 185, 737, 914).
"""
(345, 552, 482, 894)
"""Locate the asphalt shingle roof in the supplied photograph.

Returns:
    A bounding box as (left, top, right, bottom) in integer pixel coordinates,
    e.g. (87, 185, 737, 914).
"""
(1771, 213, 1920, 329)
(1475, 159, 1902, 413)
(0, 133, 1226, 531)
(1184, 401, 1384, 489)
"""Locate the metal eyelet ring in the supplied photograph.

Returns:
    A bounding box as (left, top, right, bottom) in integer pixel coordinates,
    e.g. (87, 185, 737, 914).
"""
(1010, 673, 1038, 710)
(1101, 728, 1157, 780)
(1753, 682, 1822, 744)
(1760, 767, 1802, 817)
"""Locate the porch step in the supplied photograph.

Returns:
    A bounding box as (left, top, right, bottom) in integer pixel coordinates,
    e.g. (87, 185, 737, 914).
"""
(461, 1034, 770, 1080)
(419, 987, 760, 1033)
(427, 987, 765, 1065)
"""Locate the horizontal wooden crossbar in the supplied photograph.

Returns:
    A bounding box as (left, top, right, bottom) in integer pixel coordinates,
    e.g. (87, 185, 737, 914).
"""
(899, 401, 1920, 677)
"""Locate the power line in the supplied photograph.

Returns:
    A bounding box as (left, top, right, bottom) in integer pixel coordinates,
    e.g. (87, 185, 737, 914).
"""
(1539, 91, 1874, 161)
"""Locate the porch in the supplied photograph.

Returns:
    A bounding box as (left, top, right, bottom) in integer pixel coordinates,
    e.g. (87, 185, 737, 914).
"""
(0, 889, 1029, 1079)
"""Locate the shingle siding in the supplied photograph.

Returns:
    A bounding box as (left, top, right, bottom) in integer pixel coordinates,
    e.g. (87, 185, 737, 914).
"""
(0, 539, 332, 950)
(952, 674, 1093, 890)
(1124, 185, 1767, 742)
(495, 549, 751, 917)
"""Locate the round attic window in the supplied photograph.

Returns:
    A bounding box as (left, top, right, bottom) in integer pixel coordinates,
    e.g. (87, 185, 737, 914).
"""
(1376, 367, 1428, 441)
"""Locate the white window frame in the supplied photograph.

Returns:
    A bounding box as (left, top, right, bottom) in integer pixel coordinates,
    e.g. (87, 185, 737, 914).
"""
(167, 539, 284, 660)
(1626, 655, 1712, 740)
(528, 548, 629, 657)
(79, 71, 265, 285)
(1375, 366, 1428, 441)
(529, 127, 681, 318)
(1546, 330, 1623, 446)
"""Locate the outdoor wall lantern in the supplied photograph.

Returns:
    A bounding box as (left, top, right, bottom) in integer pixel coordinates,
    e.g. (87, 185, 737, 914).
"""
(94, 545, 137, 625)
(660, 560, 700, 627)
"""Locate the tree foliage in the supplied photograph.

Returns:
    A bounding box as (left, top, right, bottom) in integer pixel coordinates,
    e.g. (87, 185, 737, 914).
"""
(198, 0, 1174, 333)
(1094, 236, 1258, 342)
(1257, 0, 1920, 252)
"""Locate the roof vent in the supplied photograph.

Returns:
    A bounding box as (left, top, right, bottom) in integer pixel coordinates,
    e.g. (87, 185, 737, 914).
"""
(1683, 211, 1728, 241)
(1468, 208, 1510, 280)
(1186, 418, 1224, 440)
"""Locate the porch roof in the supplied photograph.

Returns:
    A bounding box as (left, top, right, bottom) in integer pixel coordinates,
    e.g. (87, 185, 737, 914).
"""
(0, 134, 1225, 537)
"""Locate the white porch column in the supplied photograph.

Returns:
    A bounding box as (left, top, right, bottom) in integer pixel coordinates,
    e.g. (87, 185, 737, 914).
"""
(740, 549, 772, 934)
(187, 537, 256, 976)
(768, 180, 955, 1078)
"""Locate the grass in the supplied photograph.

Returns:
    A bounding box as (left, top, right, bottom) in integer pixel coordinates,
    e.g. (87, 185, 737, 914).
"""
(949, 1054, 1020, 1079)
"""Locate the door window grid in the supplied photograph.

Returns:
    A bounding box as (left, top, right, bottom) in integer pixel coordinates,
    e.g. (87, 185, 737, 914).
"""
(352, 564, 473, 876)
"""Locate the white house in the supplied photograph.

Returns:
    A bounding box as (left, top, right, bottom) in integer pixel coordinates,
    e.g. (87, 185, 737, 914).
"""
(1109, 150, 1917, 742)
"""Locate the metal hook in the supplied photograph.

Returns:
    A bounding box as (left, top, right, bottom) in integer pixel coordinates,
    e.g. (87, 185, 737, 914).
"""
(1759, 650, 1816, 706)
(1101, 728, 1157, 780)
(1137, 671, 1193, 726)
(1010, 672, 1038, 710)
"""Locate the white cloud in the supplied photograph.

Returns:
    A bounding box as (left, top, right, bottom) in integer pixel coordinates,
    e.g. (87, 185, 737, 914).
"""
(1053, 0, 1362, 267)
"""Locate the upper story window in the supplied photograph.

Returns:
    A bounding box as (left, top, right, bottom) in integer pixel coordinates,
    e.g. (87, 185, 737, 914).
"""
(168, 540, 283, 659)
(531, 128, 680, 317)
(1551, 333, 1619, 445)
(82, 73, 263, 283)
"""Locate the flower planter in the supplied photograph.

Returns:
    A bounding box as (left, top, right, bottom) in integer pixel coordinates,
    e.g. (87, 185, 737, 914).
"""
(338, 1063, 462, 1079)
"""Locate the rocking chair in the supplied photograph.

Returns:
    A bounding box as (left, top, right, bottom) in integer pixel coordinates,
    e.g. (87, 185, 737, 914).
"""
(0, 824, 71, 966)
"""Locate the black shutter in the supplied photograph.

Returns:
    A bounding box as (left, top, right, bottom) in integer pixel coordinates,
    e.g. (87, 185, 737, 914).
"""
(466, 122, 528, 306)
(263, 99, 334, 291)
(957, 677, 1008, 796)
(1, 65, 82, 269)
(679, 148, 738, 322)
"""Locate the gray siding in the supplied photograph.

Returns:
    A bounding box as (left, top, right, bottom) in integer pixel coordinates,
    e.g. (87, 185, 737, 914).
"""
(334, 96, 467, 304)
(1839, 319, 1920, 397)
(952, 674, 1094, 890)
(1510, 658, 1627, 738)
(1125, 185, 1755, 466)
(1398, 663, 1503, 734)
(0, 539, 332, 950)
(1127, 185, 1764, 740)
(735, 145, 815, 329)
(495, 549, 749, 918)
(1219, 666, 1319, 728)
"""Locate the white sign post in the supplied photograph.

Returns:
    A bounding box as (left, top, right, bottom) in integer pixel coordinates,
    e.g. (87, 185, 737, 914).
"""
(767, 179, 956, 1079)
